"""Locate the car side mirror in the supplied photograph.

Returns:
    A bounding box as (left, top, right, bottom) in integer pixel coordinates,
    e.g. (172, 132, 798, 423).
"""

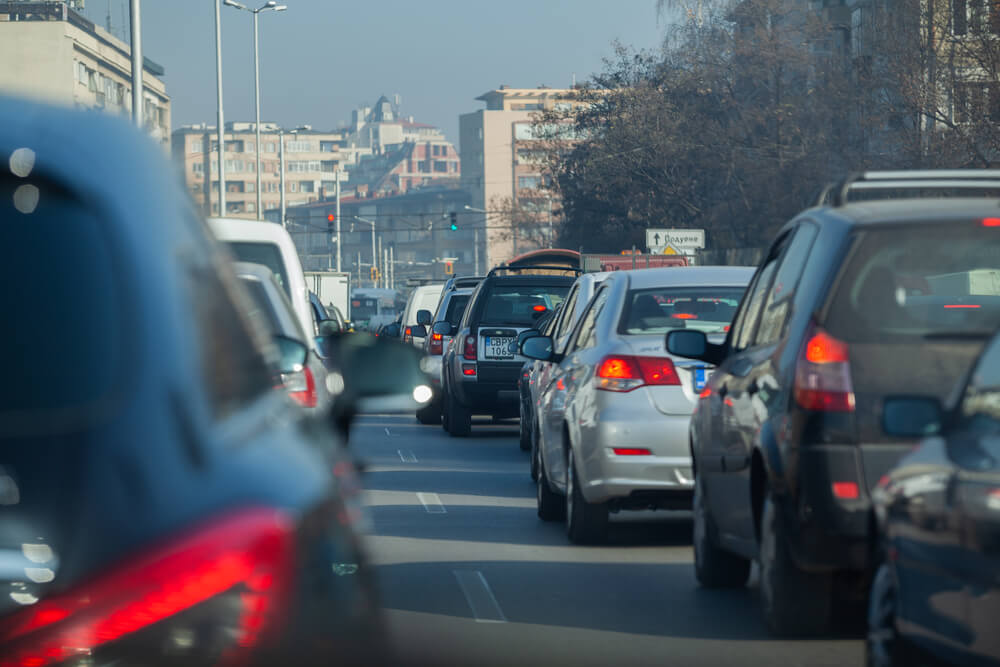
(273, 334, 308, 374)
(330, 333, 432, 441)
(416, 309, 433, 326)
(383, 323, 401, 338)
(432, 321, 455, 336)
(521, 335, 554, 361)
(666, 330, 724, 365)
(318, 319, 341, 336)
(882, 396, 943, 438)
(517, 329, 541, 347)
(410, 324, 428, 338)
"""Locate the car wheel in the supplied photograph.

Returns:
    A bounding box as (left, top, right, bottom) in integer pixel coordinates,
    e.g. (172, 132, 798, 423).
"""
(866, 561, 908, 667)
(518, 399, 532, 451)
(529, 419, 540, 482)
(759, 492, 833, 636)
(440, 384, 451, 432)
(692, 472, 751, 588)
(445, 391, 471, 437)
(416, 398, 441, 425)
(565, 448, 607, 544)
(536, 446, 565, 521)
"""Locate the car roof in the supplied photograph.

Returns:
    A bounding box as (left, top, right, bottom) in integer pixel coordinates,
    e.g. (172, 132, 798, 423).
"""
(232, 261, 275, 282)
(484, 273, 578, 286)
(618, 266, 756, 289)
(208, 216, 296, 243)
(803, 198, 1000, 227)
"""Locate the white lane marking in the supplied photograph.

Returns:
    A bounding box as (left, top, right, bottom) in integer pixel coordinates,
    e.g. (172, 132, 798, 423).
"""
(398, 449, 418, 463)
(416, 492, 446, 514)
(384, 427, 392, 436)
(453, 570, 507, 623)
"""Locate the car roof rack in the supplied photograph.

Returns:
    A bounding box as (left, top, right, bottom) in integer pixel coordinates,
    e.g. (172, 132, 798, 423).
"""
(450, 275, 484, 288)
(817, 170, 1000, 207)
(486, 264, 583, 277)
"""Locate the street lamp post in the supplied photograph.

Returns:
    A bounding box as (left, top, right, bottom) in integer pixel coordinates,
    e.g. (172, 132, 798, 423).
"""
(224, 0, 287, 218)
(464, 205, 489, 275)
(214, 0, 226, 215)
(355, 216, 377, 287)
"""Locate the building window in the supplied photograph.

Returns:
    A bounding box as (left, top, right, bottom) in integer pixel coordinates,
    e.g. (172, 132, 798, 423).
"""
(320, 141, 338, 152)
(226, 140, 245, 153)
(192, 162, 204, 174)
(266, 142, 276, 153)
(954, 82, 1000, 122)
(321, 160, 337, 172)
(289, 182, 299, 192)
(212, 203, 219, 214)
(247, 202, 256, 213)
(246, 142, 255, 153)
(286, 140, 312, 152)
(434, 160, 448, 173)
(300, 181, 314, 193)
(75, 61, 86, 84)
(954, 0, 1000, 34)
(246, 181, 255, 193)
(518, 175, 541, 190)
(322, 180, 337, 192)
(226, 181, 245, 193)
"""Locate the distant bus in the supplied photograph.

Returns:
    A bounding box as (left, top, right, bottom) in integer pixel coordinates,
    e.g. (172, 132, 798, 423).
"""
(350, 288, 403, 331)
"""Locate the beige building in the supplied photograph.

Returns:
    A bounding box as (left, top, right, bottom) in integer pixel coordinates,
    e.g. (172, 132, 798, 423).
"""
(0, 2, 170, 146)
(172, 123, 362, 218)
(460, 86, 585, 269)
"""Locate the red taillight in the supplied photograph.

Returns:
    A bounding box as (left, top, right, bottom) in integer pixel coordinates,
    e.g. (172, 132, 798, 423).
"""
(671, 313, 697, 320)
(285, 365, 317, 408)
(943, 304, 981, 309)
(612, 448, 652, 456)
(832, 481, 860, 500)
(0, 509, 295, 667)
(429, 332, 444, 355)
(596, 355, 680, 392)
(794, 325, 855, 412)
(463, 335, 476, 360)
(532, 304, 547, 312)
(462, 364, 477, 376)
(699, 387, 712, 399)
(403, 326, 413, 344)
(983, 217, 1000, 227)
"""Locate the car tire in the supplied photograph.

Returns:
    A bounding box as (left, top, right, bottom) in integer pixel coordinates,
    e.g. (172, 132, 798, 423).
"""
(529, 419, 540, 482)
(866, 561, 909, 667)
(692, 472, 751, 588)
(519, 400, 532, 451)
(565, 448, 608, 544)
(440, 382, 451, 433)
(445, 391, 471, 437)
(416, 399, 441, 425)
(536, 447, 565, 521)
(759, 492, 833, 637)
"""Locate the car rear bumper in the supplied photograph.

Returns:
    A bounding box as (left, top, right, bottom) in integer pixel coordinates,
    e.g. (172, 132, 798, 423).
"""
(453, 361, 522, 414)
(577, 408, 693, 506)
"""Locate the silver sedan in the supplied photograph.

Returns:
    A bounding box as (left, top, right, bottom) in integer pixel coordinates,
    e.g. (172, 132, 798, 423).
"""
(522, 266, 754, 544)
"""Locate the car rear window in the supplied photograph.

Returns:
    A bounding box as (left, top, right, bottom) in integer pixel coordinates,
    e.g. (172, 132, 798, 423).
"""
(0, 175, 124, 433)
(225, 242, 290, 299)
(479, 284, 571, 326)
(239, 277, 282, 334)
(444, 294, 470, 325)
(620, 287, 746, 334)
(825, 224, 1000, 342)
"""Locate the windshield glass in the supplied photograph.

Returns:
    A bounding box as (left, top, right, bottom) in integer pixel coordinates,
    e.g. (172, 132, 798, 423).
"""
(826, 224, 1000, 342)
(0, 175, 123, 433)
(225, 242, 290, 299)
(480, 284, 571, 326)
(620, 287, 745, 334)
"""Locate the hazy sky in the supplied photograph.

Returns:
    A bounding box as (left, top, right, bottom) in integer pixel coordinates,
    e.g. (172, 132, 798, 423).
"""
(79, 0, 667, 144)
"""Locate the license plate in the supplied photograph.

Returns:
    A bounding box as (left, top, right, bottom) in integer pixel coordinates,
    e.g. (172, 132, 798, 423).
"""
(484, 336, 516, 360)
(694, 367, 708, 391)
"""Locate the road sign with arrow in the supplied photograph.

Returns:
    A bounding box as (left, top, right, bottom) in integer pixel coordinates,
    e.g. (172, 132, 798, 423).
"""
(646, 228, 706, 252)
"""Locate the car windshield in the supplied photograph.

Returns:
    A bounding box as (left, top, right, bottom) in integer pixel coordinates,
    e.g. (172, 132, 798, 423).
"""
(0, 175, 123, 434)
(480, 284, 571, 326)
(620, 287, 745, 334)
(825, 224, 1000, 342)
(225, 242, 291, 299)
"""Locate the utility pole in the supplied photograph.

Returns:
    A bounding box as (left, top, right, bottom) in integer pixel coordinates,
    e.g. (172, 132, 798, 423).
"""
(334, 169, 342, 272)
(278, 129, 286, 227)
(128, 0, 142, 130)
(378, 237, 384, 287)
(389, 246, 395, 289)
(213, 0, 226, 215)
(474, 228, 480, 275)
(547, 197, 553, 249)
(252, 9, 262, 216)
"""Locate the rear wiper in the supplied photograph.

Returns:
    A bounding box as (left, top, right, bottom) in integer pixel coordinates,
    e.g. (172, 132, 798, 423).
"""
(923, 330, 993, 340)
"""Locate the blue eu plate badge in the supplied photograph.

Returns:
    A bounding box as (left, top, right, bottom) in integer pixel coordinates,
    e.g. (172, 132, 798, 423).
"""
(694, 367, 707, 391)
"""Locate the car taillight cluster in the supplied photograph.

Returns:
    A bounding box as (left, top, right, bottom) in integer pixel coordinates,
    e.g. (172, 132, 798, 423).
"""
(283, 365, 317, 408)
(429, 332, 444, 355)
(0, 509, 295, 667)
(403, 326, 413, 344)
(596, 355, 681, 392)
(463, 335, 477, 361)
(793, 324, 855, 412)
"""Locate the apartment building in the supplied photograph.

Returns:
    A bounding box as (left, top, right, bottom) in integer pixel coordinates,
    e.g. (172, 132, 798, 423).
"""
(0, 1, 170, 146)
(459, 86, 585, 268)
(172, 123, 357, 218)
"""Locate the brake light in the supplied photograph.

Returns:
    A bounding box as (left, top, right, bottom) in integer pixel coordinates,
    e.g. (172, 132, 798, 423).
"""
(983, 217, 1000, 227)
(943, 304, 981, 309)
(429, 332, 444, 355)
(403, 326, 413, 344)
(0, 509, 295, 667)
(463, 335, 477, 360)
(612, 448, 652, 456)
(462, 363, 477, 376)
(284, 365, 317, 408)
(532, 304, 547, 312)
(832, 481, 860, 500)
(596, 355, 680, 392)
(671, 313, 697, 320)
(699, 387, 712, 399)
(794, 325, 855, 412)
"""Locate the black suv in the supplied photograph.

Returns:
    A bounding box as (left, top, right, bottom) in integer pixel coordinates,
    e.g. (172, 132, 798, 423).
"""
(667, 170, 1000, 636)
(437, 266, 577, 436)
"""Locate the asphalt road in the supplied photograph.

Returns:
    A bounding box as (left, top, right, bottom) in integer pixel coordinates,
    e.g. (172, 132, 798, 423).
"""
(353, 414, 863, 667)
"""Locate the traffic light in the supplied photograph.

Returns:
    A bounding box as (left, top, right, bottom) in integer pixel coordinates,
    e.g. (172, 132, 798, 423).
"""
(444, 261, 454, 275)
(369, 266, 379, 282)
(327, 212, 335, 233)
(449, 212, 458, 231)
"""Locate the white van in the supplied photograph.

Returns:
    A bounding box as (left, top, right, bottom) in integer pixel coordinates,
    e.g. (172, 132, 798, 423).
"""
(207, 218, 316, 348)
(400, 283, 445, 346)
